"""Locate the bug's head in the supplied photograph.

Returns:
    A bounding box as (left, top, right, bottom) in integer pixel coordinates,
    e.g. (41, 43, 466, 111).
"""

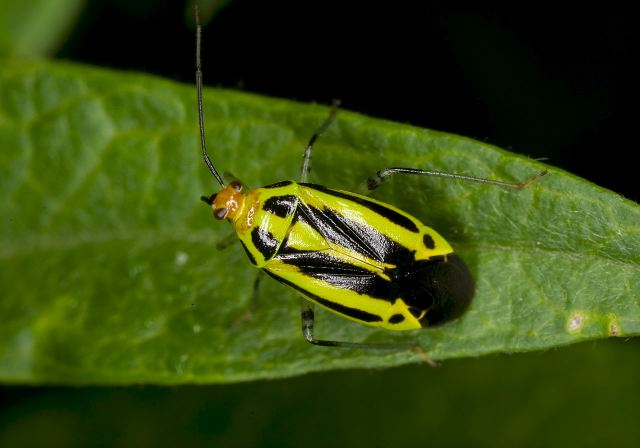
(201, 180, 245, 221)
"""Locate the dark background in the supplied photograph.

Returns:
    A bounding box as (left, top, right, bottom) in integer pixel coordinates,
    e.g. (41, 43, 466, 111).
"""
(2, 1, 638, 446)
(59, 0, 637, 201)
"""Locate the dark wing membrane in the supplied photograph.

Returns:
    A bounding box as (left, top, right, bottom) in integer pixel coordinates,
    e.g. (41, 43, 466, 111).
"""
(396, 254, 475, 327)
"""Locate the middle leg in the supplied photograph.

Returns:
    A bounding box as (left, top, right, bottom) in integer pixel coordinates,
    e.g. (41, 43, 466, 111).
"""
(299, 100, 341, 183)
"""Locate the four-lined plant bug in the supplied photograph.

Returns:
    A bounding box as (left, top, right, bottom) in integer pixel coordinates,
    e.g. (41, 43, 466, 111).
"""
(194, 8, 547, 363)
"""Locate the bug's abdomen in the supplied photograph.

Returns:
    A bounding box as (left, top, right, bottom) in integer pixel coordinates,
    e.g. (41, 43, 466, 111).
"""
(384, 252, 474, 328)
(261, 184, 475, 330)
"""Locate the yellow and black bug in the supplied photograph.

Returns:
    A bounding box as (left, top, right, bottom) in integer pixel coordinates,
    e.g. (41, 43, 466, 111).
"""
(194, 12, 546, 361)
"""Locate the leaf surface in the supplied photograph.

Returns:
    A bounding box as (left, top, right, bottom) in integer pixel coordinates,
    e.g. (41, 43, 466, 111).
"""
(1, 61, 638, 384)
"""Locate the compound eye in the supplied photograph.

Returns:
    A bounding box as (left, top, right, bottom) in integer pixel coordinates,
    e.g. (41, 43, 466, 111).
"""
(230, 180, 243, 192)
(214, 207, 228, 220)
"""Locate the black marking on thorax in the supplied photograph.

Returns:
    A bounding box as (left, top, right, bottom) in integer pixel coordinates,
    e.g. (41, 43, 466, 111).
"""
(251, 227, 279, 260)
(263, 180, 293, 188)
(263, 195, 297, 218)
(301, 183, 420, 233)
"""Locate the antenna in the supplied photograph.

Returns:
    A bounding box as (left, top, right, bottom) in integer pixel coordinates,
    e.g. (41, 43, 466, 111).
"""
(195, 4, 225, 187)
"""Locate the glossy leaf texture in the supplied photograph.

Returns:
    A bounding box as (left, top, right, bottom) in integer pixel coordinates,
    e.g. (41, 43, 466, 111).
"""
(1, 61, 639, 384)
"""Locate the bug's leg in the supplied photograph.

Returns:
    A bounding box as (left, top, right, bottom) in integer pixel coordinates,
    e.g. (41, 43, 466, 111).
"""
(300, 100, 340, 183)
(364, 167, 548, 192)
(231, 271, 263, 327)
(202, 195, 239, 250)
(215, 233, 238, 250)
(300, 300, 437, 366)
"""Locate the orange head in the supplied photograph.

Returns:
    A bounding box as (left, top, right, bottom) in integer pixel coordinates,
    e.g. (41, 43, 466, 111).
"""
(201, 180, 246, 221)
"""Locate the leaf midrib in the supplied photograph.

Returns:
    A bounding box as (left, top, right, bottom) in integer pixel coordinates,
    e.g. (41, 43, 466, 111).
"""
(2, 229, 637, 270)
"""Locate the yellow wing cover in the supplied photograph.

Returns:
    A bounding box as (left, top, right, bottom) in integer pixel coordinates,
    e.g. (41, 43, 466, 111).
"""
(247, 182, 474, 330)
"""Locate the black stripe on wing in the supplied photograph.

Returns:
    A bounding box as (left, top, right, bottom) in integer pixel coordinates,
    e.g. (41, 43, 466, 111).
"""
(263, 195, 297, 218)
(295, 201, 415, 267)
(301, 183, 419, 233)
(251, 227, 279, 260)
(275, 246, 396, 302)
(263, 270, 383, 323)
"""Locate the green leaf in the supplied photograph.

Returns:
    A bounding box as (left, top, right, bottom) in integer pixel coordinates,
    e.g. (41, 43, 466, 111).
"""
(0, 0, 84, 57)
(1, 60, 638, 384)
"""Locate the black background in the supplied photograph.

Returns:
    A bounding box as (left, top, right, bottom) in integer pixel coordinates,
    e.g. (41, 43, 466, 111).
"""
(58, 0, 637, 201)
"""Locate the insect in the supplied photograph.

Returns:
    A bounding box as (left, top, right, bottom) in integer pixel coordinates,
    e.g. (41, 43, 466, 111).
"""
(194, 10, 546, 363)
